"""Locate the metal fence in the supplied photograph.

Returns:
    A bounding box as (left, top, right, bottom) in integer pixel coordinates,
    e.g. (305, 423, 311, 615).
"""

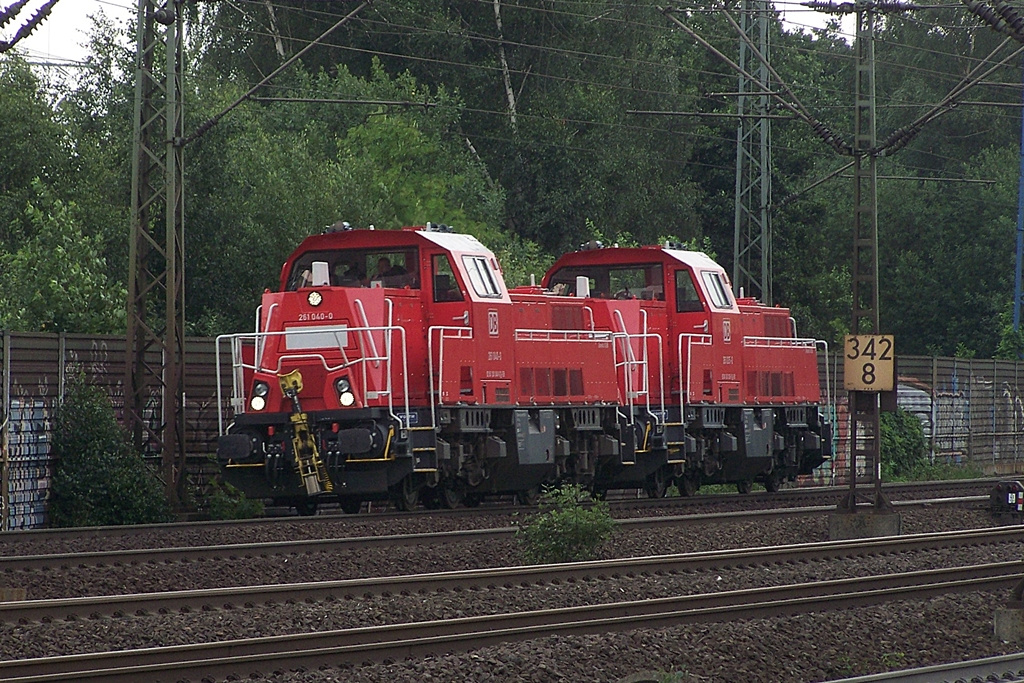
(0, 332, 228, 529)
(2, 331, 1023, 528)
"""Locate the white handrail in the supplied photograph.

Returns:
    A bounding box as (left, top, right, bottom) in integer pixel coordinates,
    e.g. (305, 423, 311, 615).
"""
(427, 325, 474, 432)
(354, 298, 381, 368)
(677, 333, 713, 405)
(742, 335, 817, 348)
(214, 323, 410, 436)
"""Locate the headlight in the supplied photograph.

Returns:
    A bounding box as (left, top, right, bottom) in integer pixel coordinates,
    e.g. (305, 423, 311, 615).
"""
(250, 395, 266, 411)
(334, 377, 355, 406)
(252, 381, 270, 397)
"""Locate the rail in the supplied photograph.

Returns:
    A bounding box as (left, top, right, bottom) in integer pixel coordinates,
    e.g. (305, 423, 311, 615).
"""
(741, 335, 818, 348)
(612, 331, 666, 430)
(427, 325, 473, 431)
(678, 333, 713, 404)
(215, 321, 412, 435)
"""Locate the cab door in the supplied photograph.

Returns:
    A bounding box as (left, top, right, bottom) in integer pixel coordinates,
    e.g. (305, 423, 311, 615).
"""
(673, 268, 713, 401)
(427, 253, 474, 403)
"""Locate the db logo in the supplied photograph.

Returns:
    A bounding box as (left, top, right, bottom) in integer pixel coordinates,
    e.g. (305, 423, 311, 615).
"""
(722, 319, 732, 343)
(488, 310, 499, 336)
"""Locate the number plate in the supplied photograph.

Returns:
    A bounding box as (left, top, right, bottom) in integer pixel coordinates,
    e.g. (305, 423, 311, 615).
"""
(844, 334, 895, 392)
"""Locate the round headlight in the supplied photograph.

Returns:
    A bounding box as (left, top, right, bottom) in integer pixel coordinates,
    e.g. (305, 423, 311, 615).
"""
(250, 395, 266, 411)
(252, 381, 270, 398)
(335, 377, 351, 394)
(339, 391, 355, 407)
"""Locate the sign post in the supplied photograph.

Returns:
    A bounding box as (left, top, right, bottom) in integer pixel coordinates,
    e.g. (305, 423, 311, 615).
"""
(842, 334, 895, 513)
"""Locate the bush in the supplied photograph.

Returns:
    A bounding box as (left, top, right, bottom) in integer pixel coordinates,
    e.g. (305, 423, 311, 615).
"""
(880, 407, 928, 479)
(516, 484, 616, 564)
(204, 479, 264, 519)
(49, 377, 173, 527)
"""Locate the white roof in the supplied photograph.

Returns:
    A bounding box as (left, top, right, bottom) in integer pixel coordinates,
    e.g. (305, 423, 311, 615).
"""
(418, 230, 493, 255)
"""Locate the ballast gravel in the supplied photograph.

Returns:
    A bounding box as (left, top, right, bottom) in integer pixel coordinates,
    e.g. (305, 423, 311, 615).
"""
(0, 505, 1017, 682)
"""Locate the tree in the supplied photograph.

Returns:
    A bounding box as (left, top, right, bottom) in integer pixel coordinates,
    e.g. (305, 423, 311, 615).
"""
(0, 181, 126, 334)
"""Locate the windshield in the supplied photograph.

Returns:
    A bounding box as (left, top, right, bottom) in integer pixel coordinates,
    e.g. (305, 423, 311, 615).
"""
(286, 249, 420, 290)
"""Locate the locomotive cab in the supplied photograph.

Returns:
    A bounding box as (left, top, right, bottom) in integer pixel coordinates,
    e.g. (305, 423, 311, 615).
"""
(543, 243, 830, 495)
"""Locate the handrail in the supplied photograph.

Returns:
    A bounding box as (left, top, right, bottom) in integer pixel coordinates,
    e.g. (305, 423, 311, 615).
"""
(742, 335, 817, 348)
(582, 305, 596, 331)
(214, 323, 410, 436)
(677, 333, 713, 405)
(513, 329, 613, 341)
(353, 299, 381, 368)
(427, 325, 474, 432)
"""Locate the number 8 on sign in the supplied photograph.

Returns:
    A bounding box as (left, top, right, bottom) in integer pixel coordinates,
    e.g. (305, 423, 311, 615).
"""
(844, 334, 895, 392)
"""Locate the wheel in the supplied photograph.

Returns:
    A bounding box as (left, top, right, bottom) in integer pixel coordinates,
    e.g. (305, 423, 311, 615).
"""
(677, 473, 699, 497)
(391, 477, 419, 511)
(643, 470, 668, 499)
(736, 479, 753, 494)
(463, 492, 483, 507)
(516, 486, 540, 506)
(340, 498, 362, 514)
(295, 500, 318, 516)
(440, 482, 464, 509)
(764, 470, 783, 493)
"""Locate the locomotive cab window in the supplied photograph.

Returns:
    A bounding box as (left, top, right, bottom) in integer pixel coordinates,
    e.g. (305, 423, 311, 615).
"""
(675, 270, 704, 313)
(701, 271, 733, 309)
(462, 255, 502, 298)
(432, 254, 464, 302)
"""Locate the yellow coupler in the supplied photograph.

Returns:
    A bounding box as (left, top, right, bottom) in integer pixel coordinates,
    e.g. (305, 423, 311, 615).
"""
(278, 370, 333, 495)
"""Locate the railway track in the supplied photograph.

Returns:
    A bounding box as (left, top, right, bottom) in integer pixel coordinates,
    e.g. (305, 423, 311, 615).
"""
(0, 479, 997, 550)
(823, 652, 1024, 682)
(0, 495, 986, 572)
(1, 560, 1018, 682)
(1, 525, 1018, 624)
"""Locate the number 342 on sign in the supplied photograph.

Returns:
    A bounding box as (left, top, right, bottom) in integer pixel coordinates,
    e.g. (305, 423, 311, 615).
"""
(844, 334, 895, 392)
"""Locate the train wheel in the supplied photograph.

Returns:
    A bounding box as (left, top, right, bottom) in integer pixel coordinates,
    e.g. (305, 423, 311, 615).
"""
(392, 477, 419, 511)
(295, 500, 318, 516)
(764, 470, 783, 493)
(643, 470, 669, 499)
(677, 473, 699, 497)
(736, 479, 753, 494)
(440, 482, 464, 509)
(340, 499, 362, 514)
(516, 486, 540, 506)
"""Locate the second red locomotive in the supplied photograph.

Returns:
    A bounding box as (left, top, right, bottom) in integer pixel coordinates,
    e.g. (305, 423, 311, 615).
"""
(216, 223, 831, 512)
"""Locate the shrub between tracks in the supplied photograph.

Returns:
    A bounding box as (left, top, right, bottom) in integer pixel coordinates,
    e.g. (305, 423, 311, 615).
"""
(516, 484, 616, 564)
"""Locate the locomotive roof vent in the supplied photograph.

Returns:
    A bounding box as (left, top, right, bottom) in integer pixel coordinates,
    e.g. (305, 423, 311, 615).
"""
(425, 222, 454, 233)
(579, 239, 604, 251)
(664, 240, 685, 250)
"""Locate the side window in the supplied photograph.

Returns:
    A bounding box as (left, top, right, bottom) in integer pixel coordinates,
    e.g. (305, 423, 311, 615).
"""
(675, 270, 704, 313)
(462, 255, 502, 298)
(701, 271, 733, 309)
(432, 254, 463, 302)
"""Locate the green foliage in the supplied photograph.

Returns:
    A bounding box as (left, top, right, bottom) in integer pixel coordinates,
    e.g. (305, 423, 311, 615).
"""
(516, 484, 616, 564)
(49, 377, 173, 527)
(880, 407, 927, 479)
(204, 479, 264, 520)
(0, 181, 126, 333)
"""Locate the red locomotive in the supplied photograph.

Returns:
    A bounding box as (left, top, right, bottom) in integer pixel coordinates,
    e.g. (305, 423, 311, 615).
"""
(216, 223, 830, 513)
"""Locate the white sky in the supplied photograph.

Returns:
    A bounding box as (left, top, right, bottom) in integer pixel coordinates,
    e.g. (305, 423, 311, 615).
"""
(4, 0, 134, 67)
(5, 0, 854, 70)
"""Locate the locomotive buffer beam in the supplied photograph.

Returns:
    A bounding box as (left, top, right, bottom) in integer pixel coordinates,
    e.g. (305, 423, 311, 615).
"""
(279, 370, 333, 496)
